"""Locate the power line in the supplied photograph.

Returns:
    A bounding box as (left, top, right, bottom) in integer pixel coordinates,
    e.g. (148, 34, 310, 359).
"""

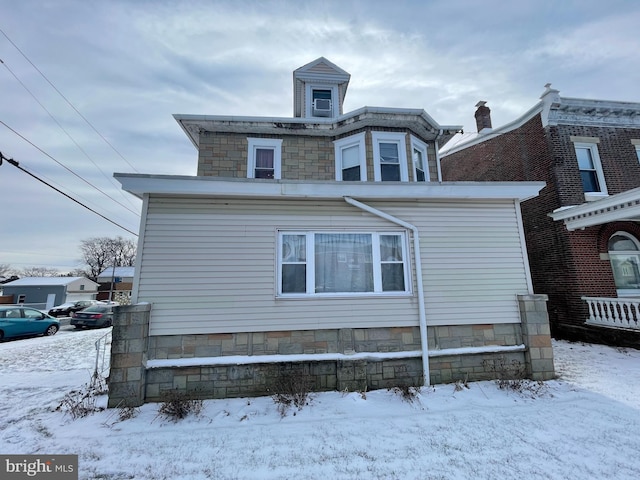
(0, 120, 140, 217)
(0, 59, 139, 212)
(0, 151, 138, 236)
(0, 26, 140, 174)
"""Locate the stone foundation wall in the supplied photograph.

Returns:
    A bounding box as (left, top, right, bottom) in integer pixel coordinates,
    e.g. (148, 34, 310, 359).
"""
(108, 295, 554, 406)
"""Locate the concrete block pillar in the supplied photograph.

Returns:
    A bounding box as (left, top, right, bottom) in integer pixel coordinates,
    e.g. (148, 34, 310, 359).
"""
(107, 303, 151, 407)
(518, 294, 555, 381)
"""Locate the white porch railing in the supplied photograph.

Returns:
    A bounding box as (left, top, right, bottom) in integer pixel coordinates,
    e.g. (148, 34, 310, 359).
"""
(582, 296, 640, 331)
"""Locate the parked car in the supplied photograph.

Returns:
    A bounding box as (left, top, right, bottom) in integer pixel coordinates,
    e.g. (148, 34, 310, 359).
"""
(0, 305, 60, 341)
(48, 300, 99, 317)
(70, 304, 113, 329)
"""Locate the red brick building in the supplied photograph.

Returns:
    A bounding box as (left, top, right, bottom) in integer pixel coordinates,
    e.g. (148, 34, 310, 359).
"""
(442, 86, 640, 346)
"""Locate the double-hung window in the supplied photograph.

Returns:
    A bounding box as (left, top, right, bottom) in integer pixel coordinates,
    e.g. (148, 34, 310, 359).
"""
(247, 138, 282, 179)
(572, 139, 607, 199)
(278, 231, 410, 296)
(410, 136, 430, 182)
(372, 132, 409, 182)
(334, 133, 366, 181)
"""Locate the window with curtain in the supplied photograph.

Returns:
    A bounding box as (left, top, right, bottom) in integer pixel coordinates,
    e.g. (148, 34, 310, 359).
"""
(247, 138, 282, 179)
(279, 231, 410, 296)
(254, 148, 275, 179)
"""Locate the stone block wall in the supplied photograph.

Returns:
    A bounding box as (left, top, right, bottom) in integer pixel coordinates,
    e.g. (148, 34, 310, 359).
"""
(109, 296, 555, 406)
(107, 303, 151, 408)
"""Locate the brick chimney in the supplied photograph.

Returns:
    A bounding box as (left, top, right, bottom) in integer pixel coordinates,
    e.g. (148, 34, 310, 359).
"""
(474, 101, 492, 133)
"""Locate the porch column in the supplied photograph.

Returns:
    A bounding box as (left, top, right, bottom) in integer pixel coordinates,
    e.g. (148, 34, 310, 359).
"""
(517, 294, 555, 381)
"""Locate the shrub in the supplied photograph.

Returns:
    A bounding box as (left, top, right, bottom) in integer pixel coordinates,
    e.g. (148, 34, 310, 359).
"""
(271, 368, 314, 417)
(156, 390, 203, 422)
(389, 385, 419, 403)
(57, 372, 107, 420)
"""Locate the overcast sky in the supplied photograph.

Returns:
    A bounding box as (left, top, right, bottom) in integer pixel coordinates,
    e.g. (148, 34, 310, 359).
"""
(2, 0, 639, 273)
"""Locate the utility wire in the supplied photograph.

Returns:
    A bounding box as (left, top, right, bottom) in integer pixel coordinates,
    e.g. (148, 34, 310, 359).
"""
(0, 58, 139, 211)
(0, 26, 139, 174)
(0, 151, 138, 236)
(0, 120, 140, 217)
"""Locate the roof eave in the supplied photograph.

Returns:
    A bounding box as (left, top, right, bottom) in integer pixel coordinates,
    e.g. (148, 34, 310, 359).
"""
(115, 173, 544, 203)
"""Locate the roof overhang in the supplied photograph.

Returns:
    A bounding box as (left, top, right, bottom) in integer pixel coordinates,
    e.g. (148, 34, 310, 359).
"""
(174, 107, 462, 149)
(549, 187, 640, 231)
(115, 174, 544, 203)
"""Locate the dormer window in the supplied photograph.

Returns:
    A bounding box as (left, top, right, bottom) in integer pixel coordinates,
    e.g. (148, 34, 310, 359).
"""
(306, 84, 338, 118)
(294, 57, 350, 119)
(312, 89, 332, 117)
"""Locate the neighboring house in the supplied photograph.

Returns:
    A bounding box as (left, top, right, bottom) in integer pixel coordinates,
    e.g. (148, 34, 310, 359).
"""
(441, 85, 640, 347)
(96, 266, 135, 302)
(109, 58, 553, 407)
(1, 277, 99, 310)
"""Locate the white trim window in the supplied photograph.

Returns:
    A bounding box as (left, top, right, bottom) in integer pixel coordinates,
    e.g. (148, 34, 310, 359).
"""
(410, 136, 430, 182)
(372, 132, 408, 182)
(608, 232, 640, 296)
(278, 231, 410, 296)
(247, 138, 282, 179)
(635, 145, 640, 163)
(573, 142, 607, 198)
(305, 84, 339, 118)
(334, 133, 367, 181)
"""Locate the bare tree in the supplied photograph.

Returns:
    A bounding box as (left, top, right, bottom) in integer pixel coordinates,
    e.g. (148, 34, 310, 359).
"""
(19, 266, 61, 277)
(79, 236, 137, 280)
(0, 264, 14, 277)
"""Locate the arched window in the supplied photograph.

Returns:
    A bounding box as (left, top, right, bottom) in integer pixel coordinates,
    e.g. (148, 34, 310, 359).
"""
(608, 232, 640, 296)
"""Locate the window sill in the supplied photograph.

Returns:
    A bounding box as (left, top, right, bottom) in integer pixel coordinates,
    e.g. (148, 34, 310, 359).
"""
(584, 192, 609, 202)
(276, 292, 414, 300)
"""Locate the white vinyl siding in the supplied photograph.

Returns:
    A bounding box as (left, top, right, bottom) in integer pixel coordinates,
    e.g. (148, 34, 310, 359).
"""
(136, 196, 530, 335)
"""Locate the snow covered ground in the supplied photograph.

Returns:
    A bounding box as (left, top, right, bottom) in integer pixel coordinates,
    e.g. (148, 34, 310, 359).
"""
(1, 326, 639, 480)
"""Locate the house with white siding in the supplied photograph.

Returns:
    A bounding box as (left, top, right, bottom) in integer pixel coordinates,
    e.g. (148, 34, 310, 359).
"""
(109, 58, 554, 406)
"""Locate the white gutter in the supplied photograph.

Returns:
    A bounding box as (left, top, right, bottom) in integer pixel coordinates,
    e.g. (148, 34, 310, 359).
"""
(343, 196, 430, 386)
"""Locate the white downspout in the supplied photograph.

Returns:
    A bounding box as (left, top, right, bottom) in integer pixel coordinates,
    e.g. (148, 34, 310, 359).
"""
(343, 196, 430, 386)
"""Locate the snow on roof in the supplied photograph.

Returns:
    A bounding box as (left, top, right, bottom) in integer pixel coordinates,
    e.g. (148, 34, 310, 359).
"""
(2, 276, 88, 287)
(98, 266, 135, 279)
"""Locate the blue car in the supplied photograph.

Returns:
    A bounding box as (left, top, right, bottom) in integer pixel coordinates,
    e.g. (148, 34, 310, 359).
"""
(0, 305, 60, 341)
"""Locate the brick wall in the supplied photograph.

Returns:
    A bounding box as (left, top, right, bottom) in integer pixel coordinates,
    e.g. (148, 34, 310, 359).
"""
(442, 116, 640, 341)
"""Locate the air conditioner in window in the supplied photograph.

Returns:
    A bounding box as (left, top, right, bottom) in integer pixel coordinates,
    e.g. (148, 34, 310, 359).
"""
(313, 98, 332, 117)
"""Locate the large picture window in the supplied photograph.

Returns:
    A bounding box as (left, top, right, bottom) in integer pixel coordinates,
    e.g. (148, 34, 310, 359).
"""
(278, 231, 410, 296)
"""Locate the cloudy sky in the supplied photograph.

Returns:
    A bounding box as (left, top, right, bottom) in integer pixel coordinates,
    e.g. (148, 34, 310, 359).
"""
(2, 0, 639, 273)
